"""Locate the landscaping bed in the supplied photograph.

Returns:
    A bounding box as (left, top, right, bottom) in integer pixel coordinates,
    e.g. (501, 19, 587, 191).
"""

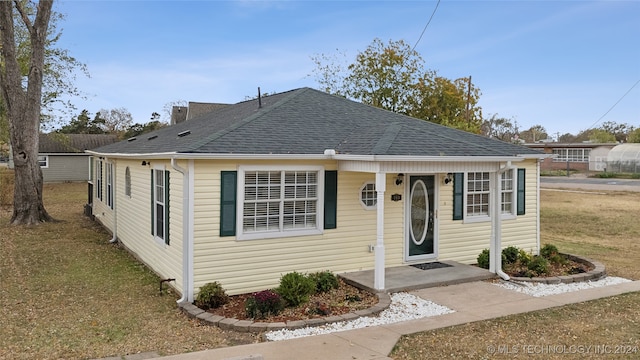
(207, 278, 378, 323)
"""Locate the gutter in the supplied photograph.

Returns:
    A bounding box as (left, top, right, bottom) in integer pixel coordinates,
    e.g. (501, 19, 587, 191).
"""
(171, 157, 193, 304)
(109, 159, 118, 244)
(492, 161, 517, 281)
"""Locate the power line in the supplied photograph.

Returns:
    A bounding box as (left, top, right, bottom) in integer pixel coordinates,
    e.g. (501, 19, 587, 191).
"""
(412, 0, 441, 52)
(586, 79, 640, 130)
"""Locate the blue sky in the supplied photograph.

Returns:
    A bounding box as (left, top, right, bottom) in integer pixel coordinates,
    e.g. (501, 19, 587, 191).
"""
(54, 0, 639, 137)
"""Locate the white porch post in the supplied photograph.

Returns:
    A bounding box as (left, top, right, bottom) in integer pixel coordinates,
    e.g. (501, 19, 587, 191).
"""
(489, 171, 500, 273)
(374, 172, 386, 291)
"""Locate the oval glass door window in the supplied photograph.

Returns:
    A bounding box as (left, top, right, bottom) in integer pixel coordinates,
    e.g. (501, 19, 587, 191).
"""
(410, 179, 429, 245)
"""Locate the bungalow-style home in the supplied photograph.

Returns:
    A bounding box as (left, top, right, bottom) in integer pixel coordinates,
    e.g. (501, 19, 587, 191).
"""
(9, 133, 118, 182)
(88, 87, 548, 302)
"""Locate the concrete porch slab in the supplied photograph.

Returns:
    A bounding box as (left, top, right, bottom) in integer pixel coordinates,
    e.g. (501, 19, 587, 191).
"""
(339, 260, 496, 293)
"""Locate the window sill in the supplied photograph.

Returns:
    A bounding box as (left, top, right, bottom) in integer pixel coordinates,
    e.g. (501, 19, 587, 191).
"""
(236, 228, 323, 241)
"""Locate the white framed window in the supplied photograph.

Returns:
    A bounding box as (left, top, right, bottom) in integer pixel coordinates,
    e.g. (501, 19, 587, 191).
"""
(237, 166, 323, 240)
(96, 159, 103, 201)
(359, 182, 377, 210)
(153, 168, 168, 244)
(37, 155, 48, 168)
(125, 167, 131, 197)
(501, 169, 516, 217)
(465, 172, 490, 220)
(552, 148, 591, 162)
(106, 162, 113, 209)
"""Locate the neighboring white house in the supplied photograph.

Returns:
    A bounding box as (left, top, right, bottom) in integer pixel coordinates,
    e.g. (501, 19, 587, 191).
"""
(9, 133, 118, 182)
(88, 88, 549, 301)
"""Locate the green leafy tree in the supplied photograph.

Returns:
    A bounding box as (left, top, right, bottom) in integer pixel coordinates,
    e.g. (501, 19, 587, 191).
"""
(589, 129, 616, 143)
(628, 128, 640, 143)
(96, 107, 133, 138)
(311, 38, 483, 133)
(123, 120, 167, 139)
(599, 121, 634, 142)
(558, 133, 578, 143)
(57, 109, 106, 134)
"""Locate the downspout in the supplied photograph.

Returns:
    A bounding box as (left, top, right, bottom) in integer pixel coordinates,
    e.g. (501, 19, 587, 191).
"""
(492, 161, 515, 280)
(109, 159, 118, 244)
(171, 157, 191, 304)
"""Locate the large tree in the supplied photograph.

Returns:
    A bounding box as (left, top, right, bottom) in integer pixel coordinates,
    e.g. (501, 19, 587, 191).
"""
(311, 38, 483, 133)
(0, 0, 54, 225)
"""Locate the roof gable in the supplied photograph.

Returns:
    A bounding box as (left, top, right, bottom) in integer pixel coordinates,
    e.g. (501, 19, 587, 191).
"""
(92, 88, 544, 158)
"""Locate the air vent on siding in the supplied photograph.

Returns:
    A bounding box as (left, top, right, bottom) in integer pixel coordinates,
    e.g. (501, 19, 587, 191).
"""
(147, 135, 158, 140)
(127, 137, 137, 142)
(178, 130, 191, 137)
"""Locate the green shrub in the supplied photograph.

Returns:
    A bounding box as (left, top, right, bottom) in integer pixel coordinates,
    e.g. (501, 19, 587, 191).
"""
(595, 172, 617, 178)
(245, 290, 284, 319)
(632, 173, 640, 179)
(477, 249, 490, 269)
(194, 282, 229, 310)
(527, 256, 549, 277)
(517, 249, 532, 267)
(540, 244, 560, 260)
(502, 246, 520, 265)
(276, 271, 316, 307)
(309, 270, 339, 293)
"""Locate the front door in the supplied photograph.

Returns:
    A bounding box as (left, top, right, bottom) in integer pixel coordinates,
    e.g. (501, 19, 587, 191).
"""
(406, 175, 436, 260)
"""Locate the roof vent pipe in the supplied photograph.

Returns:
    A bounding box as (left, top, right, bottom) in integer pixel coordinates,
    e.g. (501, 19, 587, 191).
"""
(258, 87, 262, 109)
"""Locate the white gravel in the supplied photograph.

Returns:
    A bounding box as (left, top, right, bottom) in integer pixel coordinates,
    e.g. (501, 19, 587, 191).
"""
(264, 292, 454, 341)
(494, 276, 632, 297)
(265, 276, 632, 341)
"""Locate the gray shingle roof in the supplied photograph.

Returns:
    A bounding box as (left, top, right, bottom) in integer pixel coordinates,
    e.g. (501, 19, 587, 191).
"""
(41, 133, 119, 153)
(92, 87, 543, 158)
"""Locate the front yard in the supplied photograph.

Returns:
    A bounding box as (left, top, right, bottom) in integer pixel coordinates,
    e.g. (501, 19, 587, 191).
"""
(391, 189, 640, 359)
(2, 181, 639, 359)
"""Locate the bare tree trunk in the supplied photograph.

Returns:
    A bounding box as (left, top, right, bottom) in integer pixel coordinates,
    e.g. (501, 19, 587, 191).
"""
(0, 0, 55, 225)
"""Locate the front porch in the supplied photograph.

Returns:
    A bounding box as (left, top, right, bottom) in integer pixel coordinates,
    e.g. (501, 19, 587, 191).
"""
(339, 260, 496, 293)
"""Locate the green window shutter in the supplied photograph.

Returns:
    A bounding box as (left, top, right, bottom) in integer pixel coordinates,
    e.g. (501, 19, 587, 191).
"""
(517, 168, 526, 215)
(165, 171, 170, 245)
(150, 169, 154, 235)
(220, 171, 237, 237)
(324, 170, 338, 229)
(453, 173, 464, 220)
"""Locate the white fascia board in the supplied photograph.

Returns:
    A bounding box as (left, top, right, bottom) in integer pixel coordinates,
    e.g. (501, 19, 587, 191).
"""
(84, 151, 331, 160)
(332, 154, 527, 162)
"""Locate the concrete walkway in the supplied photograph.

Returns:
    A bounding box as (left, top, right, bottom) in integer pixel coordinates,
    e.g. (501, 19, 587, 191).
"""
(153, 280, 640, 360)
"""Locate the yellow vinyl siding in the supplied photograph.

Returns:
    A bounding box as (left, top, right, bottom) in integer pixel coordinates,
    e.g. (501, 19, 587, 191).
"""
(109, 159, 184, 292)
(192, 160, 404, 295)
(437, 160, 539, 264)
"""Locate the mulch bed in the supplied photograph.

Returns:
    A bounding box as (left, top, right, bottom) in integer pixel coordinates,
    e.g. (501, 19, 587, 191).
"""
(207, 279, 378, 322)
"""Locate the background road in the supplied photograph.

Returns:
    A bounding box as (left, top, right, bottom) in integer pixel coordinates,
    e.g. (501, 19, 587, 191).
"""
(541, 176, 640, 192)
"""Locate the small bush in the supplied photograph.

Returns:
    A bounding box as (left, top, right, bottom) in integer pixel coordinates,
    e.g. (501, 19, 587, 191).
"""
(595, 172, 617, 178)
(194, 282, 229, 310)
(309, 271, 339, 293)
(276, 271, 316, 307)
(517, 249, 532, 267)
(477, 249, 490, 269)
(502, 246, 520, 265)
(527, 256, 549, 277)
(540, 244, 560, 260)
(245, 290, 284, 319)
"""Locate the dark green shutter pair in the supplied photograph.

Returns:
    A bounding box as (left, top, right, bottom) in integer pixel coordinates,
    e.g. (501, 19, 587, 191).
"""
(452, 169, 526, 220)
(219, 170, 338, 237)
(150, 170, 170, 245)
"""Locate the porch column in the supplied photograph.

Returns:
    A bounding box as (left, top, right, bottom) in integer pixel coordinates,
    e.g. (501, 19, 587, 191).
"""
(374, 172, 386, 291)
(489, 171, 499, 273)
